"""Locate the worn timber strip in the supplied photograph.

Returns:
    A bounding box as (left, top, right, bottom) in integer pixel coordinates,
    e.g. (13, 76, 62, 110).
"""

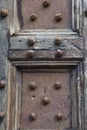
(9, 36, 83, 50)
(8, 49, 83, 61)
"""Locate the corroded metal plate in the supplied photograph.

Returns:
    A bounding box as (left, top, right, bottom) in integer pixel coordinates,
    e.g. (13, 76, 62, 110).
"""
(20, 71, 71, 129)
(20, 0, 70, 29)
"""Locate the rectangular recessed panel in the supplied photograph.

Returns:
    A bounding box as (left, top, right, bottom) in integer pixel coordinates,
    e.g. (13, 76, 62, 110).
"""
(20, 0, 70, 29)
(20, 71, 71, 130)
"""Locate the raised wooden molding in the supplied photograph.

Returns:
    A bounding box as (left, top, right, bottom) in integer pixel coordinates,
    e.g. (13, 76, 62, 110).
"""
(8, 0, 83, 36)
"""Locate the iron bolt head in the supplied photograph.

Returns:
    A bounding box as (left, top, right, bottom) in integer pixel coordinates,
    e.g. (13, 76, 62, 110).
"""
(26, 50, 34, 58)
(42, 97, 50, 105)
(29, 113, 37, 121)
(28, 37, 35, 46)
(54, 82, 62, 89)
(85, 9, 87, 17)
(0, 80, 6, 88)
(55, 113, 63, 121)
(0, 112, 5, 120)
(43, 0, 50, 8)
(55, 49, 63, 57)
(0, 9, 8, 17)
(54, 37, 62, 46)
(55, 13, 62, 22)
(30, 13, 37, 22)
(29, 82, 36, 90)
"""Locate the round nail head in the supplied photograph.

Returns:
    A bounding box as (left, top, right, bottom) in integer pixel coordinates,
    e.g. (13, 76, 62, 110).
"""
(85, 9, 87, 17)
(43, 0, 50, 8)
(0, 112, 5, 120)
(26, 50, 34, 58)
(55, 13, 62, 22)
(42, 97, 50, 105)
(28, 38, 35, 46)
(30, 13, 37, 21)
(0, 80, 6, 88)
(54, 38, 62, 46)
(29, 113, 37, 121)
(55, 49, 63, 57)
(0, 9, 8, 17)
(54, 82, 62, 89)
(29, 82, 36, 90)
(56, 113, 63, 121)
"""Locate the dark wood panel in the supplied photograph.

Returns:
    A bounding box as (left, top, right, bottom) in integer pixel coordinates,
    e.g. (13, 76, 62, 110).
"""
(19, 0, 70, 29)
(21, 72, 71, 129)
(8, 49, 83, 61)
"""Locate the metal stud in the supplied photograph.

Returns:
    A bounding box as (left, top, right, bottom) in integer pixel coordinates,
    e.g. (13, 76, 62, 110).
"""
(29, 113, 37, 121)
(26, 50, 34, 58)
(29, 82, 36, 90)
(55, 13, 62, 22)
(28, 37, 35, 46)
(30, 13, 37, 22)
(55, 113, 63, 121)
(42, 97, 50, 105)
(85, 9, 87, 17)
(0, 80, 6, 88)
(42, 0, 50, 8)
(55, 49, 63, 57)
(0, 112, 5, 120)
(0, 9, 8, 17)
(54, 82, 62, 89)
(54, 37, 62, 46)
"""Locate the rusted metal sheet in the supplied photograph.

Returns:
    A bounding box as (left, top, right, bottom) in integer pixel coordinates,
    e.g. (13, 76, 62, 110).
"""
(20, 72, 71, 129)
(20, 0, 70, 29)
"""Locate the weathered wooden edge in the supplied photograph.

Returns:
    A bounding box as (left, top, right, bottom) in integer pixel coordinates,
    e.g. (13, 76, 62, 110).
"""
(83, 0, 87, 129)
(8, 49, 83, 61)
(9, 0, 83, 35)
(6, 60, 84, 130)
(0, 1, 9, 127)
(9, 36, 83, 50)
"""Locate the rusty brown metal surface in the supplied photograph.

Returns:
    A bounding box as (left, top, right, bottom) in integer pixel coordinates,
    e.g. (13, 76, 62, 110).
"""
(20, 71, 71, 129)
(21, 0, 70, 29)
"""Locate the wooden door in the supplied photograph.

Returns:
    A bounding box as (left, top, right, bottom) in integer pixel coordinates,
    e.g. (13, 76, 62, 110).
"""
(0, 0, 86, 130)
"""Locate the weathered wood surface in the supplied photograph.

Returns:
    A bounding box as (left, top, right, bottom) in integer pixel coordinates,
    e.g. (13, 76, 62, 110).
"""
(9, 36, 83, 50)
(0, 0, 85, 130)
(9, 49, 83, 61)
(0, 0, 9, 130)
(83, 0, 87, 130)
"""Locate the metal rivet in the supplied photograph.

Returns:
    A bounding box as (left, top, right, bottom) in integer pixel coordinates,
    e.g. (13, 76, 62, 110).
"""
(0, 9, 8, 17)
(55, 13, 62, 22)
(55, 49, 63, 57)
(54, 82, 62, 89)
(26, 50, 34, 58)
(55, 113, 63, 121)
(29, 82, 36, 90)
(0, 112, 5, 120)
(54, 38, 62, 46)
(30, 13, 37, 22)
(28, 38, 35, 46)
(85, 9, 87, 17)
(0, 80, 6, 88)
(29, 113, 37, 121)
(43, 0, 50, 8)
(42, 97, 50, 105)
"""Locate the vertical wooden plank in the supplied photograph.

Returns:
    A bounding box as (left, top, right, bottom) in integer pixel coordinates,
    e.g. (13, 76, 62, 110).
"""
(83, 0, 87, 129)
(8, 0, 20, 34)
(0, 0, 9, 130)
(71, 0, 75, 30)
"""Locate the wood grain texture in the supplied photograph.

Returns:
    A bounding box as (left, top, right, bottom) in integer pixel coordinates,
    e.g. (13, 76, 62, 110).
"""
(9, 36, 83, 50)
(0, 11, 9, 130)
(8, 49, 83, 61)
(83, 0, 87, 129)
